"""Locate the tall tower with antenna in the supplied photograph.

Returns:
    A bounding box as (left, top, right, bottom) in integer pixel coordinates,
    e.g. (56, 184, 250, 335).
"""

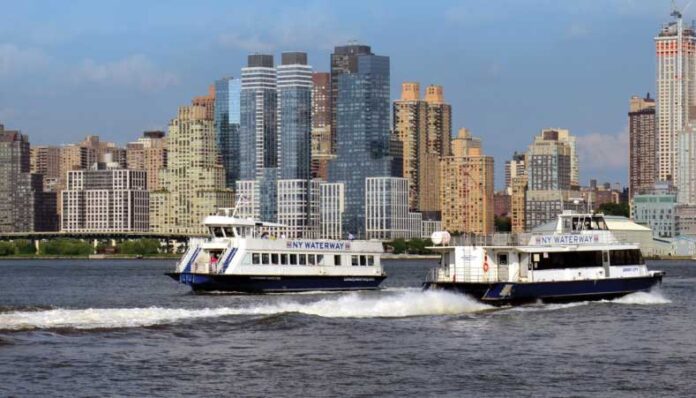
(655, 3, 696, 183)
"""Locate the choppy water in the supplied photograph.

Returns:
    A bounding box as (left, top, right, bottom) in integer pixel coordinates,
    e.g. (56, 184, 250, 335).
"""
(0, 259, 694, 397)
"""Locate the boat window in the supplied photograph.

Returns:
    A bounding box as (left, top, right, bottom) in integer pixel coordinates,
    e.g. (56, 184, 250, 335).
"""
(223, 227, 234, 237)
(290, 254, 297, 265)
(498, 253, 508, 266)
(280, 253, 288, 265)
(334, 255, 342, 266)
(261, 253, 270, 265)
(533, 250, 603, 270)
(593, 217, 608, 231)
(317, 254, 324, 265)
(271, 253, 279, 265)
(213, 227, 225, 238)
(299, 254, 307, 266)
(360, 256, 367, 266)
(367, 255, 374, 266)
(242, 254, 252, 265)
(308, 254, 316, 266)
(609, 249, 644, 265)
(351, 255, 359, 266)
(252, 253, 260, 265)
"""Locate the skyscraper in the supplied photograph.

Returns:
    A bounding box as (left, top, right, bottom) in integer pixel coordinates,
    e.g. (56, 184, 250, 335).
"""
(311, 72, 333, 180)
(524, 130, 581, 230)
(424, 85, 452, 158)
(393, 82, 427, 211)
(439, 129, 494, 235)
(393, 82, 452, 218)
(678, 122, 696, 204)
(150, 103, 234, 234)
(539, 128, 578, 187)
(126, 131, 167, 191)
(330, 44, 373, 153)
(628, 94, 657, 199)
(240, 54, 277, 181)
(214, 77, 241, 188)
(0, 124, 57, 232)
(328, 46, 394, 237)
(655, 9, 696, 182)
(505, 152, 526, 194)
(277, 52, 312, 180)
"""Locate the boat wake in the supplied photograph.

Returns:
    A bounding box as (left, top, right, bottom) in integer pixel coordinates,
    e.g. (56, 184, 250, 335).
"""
(0, 290, 491, 331)
(604, 289, 671, 305)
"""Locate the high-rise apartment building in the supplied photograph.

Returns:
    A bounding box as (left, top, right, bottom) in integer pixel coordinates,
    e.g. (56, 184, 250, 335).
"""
(30, 145, 61, 191)
(0, 125, 57, 232)
(424, 85, 452, 158)
(277, 179, 320, 238)
(527, 129, 572, 191)
(240, 54, 277, 181)
(192, 85, 216, 121)
(656, 10, 696, 182)
(365, 177, 411, 240)
(126, 131, 167, 191)
(311, 72, 333, 180)
(393, 82, 427, 211)
(439, 129, 494, 235)
(537, 128, 577, 187)
(328, 46, 395, 237)
(214, 77, 242, 189)
(505, 152, 526, 194)
(150, 104, 234, 234)
(393, 82, 451, 218)
(510, 175, 528, 233)
(524, 130, 582, 230)
(277, 52, 312, 180)
(628, 94, 657, 199)
(330, 44, 373, 154)
(320, 182, 344, 239)
(61, 163, 149, 232)
(678, 122, 696, 204)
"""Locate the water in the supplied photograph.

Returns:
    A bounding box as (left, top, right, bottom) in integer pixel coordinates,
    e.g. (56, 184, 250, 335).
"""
(0, 259, 694, 397)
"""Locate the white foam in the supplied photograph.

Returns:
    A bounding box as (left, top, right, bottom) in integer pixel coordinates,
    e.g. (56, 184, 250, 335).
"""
(607, 290, 671, 305)
(0, 290, 491, 331)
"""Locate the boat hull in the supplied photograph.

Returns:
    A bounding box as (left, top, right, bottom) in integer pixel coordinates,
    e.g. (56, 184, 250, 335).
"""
(423, 273, 664, 306)
(167, 272, 386, 293)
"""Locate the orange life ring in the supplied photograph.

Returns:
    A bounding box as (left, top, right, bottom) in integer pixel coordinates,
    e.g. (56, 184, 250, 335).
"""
(483, 259, 489, 273)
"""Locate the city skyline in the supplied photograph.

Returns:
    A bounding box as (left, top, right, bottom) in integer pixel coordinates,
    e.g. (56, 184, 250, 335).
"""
(0, 0, 678, 188)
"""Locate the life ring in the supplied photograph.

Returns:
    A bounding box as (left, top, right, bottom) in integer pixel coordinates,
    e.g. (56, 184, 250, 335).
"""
(483, 258, 489, 273)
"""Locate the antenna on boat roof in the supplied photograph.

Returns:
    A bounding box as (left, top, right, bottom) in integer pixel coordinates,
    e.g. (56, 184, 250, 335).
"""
(232, 195, 250, 218)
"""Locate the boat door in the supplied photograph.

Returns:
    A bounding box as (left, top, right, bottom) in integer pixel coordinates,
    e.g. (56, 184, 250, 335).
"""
(496, 251, 509, 282)
(602, 250, 610, 278)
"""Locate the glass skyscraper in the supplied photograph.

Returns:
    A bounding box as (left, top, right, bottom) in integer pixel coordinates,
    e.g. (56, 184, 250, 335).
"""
(214, 76, 241, 188)
(328, 49, 395, 237)
(240, 54, 277, 181)
(277, 52, 312, 180)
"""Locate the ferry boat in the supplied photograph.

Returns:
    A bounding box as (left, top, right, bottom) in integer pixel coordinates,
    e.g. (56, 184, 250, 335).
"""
(166, 209, 386, 293)
(423, 212, 664, 305)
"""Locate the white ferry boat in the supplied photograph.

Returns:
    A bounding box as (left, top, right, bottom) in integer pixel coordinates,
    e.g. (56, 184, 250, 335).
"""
(423, 212, 664, 305)
(166, 209, 386, 293)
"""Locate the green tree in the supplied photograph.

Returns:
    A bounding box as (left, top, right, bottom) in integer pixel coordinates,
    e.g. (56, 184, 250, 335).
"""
(14, 240, 36, 255)
(41, 239, 93, 256)
(597, 202, 629, 217)
(0, 241, 16, 256)
(119, 239, 160, 256)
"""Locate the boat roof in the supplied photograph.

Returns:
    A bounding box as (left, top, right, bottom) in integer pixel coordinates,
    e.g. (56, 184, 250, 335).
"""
(203, 215, 287, 228)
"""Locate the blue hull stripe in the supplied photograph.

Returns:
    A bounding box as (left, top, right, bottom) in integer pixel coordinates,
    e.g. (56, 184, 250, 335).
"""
(424, 275, 663, 305)
(168, 273, 386, 293)
(182, 247, 201, 274)
(220, 248, 237, 273)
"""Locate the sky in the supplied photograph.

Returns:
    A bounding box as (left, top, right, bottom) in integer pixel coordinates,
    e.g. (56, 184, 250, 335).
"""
(0, 0, 680, 188)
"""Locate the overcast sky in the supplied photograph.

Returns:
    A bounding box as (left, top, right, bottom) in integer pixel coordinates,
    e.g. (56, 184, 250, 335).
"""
(0, 0, 680, 188)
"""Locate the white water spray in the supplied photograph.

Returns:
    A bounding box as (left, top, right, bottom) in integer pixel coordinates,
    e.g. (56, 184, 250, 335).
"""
(0, 290, 490, 331)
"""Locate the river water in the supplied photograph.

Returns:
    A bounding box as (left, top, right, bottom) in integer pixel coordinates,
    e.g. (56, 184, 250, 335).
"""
(0, 259, 693, 397)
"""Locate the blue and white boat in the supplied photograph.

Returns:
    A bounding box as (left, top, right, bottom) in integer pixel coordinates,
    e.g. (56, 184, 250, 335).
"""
(423, 211, 664, 305)
(167, 209, 386, 293)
